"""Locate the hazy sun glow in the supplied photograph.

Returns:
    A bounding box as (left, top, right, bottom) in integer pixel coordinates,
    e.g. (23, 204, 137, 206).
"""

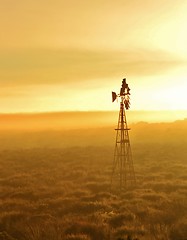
(0, 0, 187, 115)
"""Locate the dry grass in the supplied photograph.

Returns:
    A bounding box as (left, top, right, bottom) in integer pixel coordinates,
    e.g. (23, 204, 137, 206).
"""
(0, 125, 187, 239)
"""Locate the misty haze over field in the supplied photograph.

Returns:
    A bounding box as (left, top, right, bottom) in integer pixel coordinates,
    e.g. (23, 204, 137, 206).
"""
(0, 110, 187, 131)
(0, 111, 187, 150)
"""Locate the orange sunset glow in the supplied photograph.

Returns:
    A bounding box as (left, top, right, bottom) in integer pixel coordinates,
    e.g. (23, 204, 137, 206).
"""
(0, 0, 187, 116)
(1, 2, 187, 239)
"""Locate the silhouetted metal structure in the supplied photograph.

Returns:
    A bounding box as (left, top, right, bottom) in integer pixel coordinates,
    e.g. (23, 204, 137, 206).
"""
(111, 78, 136, 191)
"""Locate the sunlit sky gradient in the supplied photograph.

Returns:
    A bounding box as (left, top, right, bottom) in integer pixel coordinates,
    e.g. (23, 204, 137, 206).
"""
(1, 0, 187, 113)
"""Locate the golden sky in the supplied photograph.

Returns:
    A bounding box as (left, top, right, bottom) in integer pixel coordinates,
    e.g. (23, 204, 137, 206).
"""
(0, 0, 187, 113)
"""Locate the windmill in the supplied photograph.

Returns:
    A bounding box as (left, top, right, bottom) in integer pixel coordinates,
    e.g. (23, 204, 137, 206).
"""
(111, 78, 136, 191)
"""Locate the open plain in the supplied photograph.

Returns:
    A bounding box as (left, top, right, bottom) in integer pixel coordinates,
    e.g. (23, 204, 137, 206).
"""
(0, 117, 187, 240)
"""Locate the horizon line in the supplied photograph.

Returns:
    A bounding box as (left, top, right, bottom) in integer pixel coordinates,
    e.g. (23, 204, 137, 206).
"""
(0, 109, 187, 115)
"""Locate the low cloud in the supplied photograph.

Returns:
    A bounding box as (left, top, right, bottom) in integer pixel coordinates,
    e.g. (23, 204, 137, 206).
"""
(0, 48, 185, 87)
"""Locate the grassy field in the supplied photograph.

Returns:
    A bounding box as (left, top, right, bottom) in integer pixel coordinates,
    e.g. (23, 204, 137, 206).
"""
(0, 122, 187, 240)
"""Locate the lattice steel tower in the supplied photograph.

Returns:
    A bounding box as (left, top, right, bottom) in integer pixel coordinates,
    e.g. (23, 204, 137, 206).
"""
(111, 78, 136, 190)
